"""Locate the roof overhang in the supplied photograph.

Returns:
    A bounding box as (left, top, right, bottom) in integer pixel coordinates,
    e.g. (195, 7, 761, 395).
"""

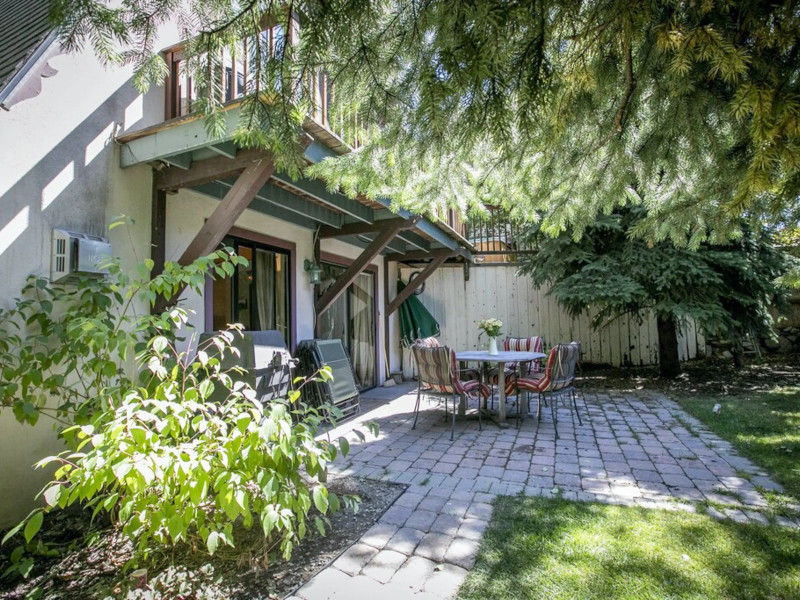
(116, 107, 474, 261)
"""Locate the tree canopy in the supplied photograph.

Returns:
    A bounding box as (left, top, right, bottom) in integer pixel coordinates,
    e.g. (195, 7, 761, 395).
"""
(53, 0, 800, 242)
(518, 206, 796, 376)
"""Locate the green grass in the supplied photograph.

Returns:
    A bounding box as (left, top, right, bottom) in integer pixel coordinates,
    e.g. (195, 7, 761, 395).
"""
(458, 496, 800, 600)
(672, 386, 800, 500)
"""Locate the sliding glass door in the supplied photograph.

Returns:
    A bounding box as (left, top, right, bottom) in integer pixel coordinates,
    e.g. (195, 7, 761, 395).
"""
(318, 264, 376, 390)
(212, 237, 291, 345)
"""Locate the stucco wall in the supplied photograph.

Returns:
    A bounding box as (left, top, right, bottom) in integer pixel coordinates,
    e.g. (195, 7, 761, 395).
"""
(0, 29, 393, 527)
(165, 189, 387, 375)
(0, 47, 156, 528)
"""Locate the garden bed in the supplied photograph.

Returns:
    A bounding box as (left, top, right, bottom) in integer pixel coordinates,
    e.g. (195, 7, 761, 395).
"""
(0, 476, 405, 600)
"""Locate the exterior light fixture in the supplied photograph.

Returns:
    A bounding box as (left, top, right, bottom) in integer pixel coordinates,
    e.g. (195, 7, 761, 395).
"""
(304, 259, 323, 285)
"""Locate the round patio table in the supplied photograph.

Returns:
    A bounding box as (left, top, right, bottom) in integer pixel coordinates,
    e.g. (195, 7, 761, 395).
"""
(455, 350, 546, 426)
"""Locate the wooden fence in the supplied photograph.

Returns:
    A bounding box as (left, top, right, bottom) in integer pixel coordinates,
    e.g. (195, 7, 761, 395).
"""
(398, 265, 706, 376)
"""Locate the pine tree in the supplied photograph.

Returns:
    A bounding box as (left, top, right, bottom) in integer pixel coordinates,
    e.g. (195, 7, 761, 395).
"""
(518, 206, 797, 377)
(52, 0, 800, 242)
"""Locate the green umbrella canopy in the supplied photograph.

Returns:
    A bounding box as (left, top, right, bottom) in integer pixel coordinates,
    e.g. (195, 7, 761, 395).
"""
(397, 279, 440, 347)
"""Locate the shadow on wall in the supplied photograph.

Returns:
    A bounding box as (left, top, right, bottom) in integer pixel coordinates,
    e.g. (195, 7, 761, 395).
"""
(0, 77, 150, 528)
(0, 79, 149, 298)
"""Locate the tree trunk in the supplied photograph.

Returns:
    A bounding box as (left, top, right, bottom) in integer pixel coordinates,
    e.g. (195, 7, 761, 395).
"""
(656, 314, 681, 378)
(731, 334, 745, 368)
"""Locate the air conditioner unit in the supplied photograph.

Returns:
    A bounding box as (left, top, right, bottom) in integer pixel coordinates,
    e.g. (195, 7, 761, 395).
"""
(51, 229, 112, 282)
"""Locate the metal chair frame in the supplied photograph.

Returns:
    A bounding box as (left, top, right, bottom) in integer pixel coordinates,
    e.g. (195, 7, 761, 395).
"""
(510, 342, 582, 433)
(411, 344, 488, 440)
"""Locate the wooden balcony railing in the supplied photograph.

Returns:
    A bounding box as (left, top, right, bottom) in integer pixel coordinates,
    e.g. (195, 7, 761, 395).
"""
(465, 206, 536, 264)
(163, 21, 363, 148)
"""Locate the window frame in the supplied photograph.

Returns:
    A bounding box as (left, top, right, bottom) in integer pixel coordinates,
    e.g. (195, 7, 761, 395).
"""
(204, 227, 297, 348)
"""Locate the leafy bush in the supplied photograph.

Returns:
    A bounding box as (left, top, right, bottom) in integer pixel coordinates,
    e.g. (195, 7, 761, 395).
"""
(0, 244, 373, 575)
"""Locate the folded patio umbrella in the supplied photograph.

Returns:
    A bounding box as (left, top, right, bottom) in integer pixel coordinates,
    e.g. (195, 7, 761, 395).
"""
(397, 279, 440, 347)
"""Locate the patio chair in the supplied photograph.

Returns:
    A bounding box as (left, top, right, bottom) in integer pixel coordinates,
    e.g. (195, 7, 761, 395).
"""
(415, 336, 481, 381)
(412, 344, 491, 440)
(414, 336, 442, 348)
(506, 342, 582, 431)
(486, 335, 545, 408)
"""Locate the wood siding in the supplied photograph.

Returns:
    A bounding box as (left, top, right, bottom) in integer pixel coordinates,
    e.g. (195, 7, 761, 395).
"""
(398, 265, 706, 375)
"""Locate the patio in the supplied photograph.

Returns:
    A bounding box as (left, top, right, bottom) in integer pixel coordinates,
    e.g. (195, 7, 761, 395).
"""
(290, 382, 796, 600)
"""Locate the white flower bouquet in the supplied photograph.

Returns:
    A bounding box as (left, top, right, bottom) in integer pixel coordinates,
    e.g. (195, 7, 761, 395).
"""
(477, 318, 503, 339)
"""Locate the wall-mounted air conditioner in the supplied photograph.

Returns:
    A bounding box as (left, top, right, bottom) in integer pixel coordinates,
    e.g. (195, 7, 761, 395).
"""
(51, 229, 112, 282)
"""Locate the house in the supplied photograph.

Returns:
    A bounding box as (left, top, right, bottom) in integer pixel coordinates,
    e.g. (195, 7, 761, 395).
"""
(0, 4, 474, 527)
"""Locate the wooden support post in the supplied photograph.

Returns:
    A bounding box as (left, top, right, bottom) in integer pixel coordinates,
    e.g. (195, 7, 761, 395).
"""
(151, 185, 167, 277)
(386, 253, 452, 316)
(178, 156, 275, 266)
(315, 219, 411, 315)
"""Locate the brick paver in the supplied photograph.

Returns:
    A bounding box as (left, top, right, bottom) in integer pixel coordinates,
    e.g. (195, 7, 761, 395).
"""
(292, 384, 798, 600)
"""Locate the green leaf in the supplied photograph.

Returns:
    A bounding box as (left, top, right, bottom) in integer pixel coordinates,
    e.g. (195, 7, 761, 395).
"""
(206, 531, 220, 554)
(2, 521, 24, 545)
(314, 516, 326, 536)
(43, 485, 61, 508)
(312, 486, 329, 514)
(152, 336, 168, 353)
(23, 511, 43, 544)
(338, 437, 350, 456)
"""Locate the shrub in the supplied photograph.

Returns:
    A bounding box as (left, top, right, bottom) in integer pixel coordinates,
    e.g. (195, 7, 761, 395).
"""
(0, 241, 373, 574)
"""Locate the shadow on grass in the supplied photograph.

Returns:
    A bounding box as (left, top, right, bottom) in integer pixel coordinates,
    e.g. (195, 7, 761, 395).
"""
(675, 387, 800, 499)
(459, 496, 800, 600)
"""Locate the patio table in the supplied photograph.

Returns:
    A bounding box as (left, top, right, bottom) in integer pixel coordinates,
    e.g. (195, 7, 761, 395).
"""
(456, 350, 546, 426)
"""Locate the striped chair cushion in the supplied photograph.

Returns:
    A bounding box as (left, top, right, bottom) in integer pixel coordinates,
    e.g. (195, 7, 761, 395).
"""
(488, 335, 545, 384)
(504, 336, 544, 374)
(413, 345, 491, 398)
(509, 342, 580, 396)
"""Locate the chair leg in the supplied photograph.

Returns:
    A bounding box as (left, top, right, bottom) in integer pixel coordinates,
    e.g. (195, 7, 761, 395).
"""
(450, 394, 456, 441)
(572, 388, 583, 425)
(413, 387, 422, 429)
(536, 392, 542, 421)
(550, 392, 558, 439)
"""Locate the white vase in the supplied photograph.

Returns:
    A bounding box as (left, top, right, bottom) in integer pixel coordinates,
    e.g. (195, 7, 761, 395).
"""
(488, 336, 499, 355)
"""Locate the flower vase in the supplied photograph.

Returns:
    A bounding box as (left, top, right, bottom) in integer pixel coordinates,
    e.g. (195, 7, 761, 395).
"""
(488, 336, 499, 355)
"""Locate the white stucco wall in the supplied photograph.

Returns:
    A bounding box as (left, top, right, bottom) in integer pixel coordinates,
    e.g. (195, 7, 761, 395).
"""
(0, 25, 393, 527)
(165, 189, 388, 379)
(0, 46, 158, 528)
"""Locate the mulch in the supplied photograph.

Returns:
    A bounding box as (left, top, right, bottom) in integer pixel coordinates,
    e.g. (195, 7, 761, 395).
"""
(0, 476, 406, 600)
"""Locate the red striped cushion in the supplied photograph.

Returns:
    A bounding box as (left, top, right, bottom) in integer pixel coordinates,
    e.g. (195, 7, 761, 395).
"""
(413, 345, 491, 398)
(512, 342, 579, 395)
(503, 336, 544, 373)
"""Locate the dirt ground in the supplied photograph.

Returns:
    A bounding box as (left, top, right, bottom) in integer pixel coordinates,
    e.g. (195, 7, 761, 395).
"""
(0, 477, 405, 600)
(580, 352, 800, 396)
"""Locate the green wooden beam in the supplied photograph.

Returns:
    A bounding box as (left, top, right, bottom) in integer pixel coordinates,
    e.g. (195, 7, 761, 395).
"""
(214, 177, 344, 228)
(304, 140, 338, 163)
(120, 106, 243, 167)
(397, 231, 430, 252)
(372, 196, 460, 251)
(354, 234, 407, 256)
(192, 181, 320, 230)
(271, 172, 374, 223)
(162, 152, 193, 170)
(208, 142, 238, 159)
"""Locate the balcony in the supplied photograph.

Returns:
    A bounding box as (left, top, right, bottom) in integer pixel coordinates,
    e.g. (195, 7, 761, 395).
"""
(162, 21, 362, 149)
(465, 205, 536, 264)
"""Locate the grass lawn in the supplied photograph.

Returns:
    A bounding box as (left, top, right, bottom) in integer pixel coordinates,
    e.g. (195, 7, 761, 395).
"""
(672, 386, 800, 501)
(458, 496, 800, 600)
